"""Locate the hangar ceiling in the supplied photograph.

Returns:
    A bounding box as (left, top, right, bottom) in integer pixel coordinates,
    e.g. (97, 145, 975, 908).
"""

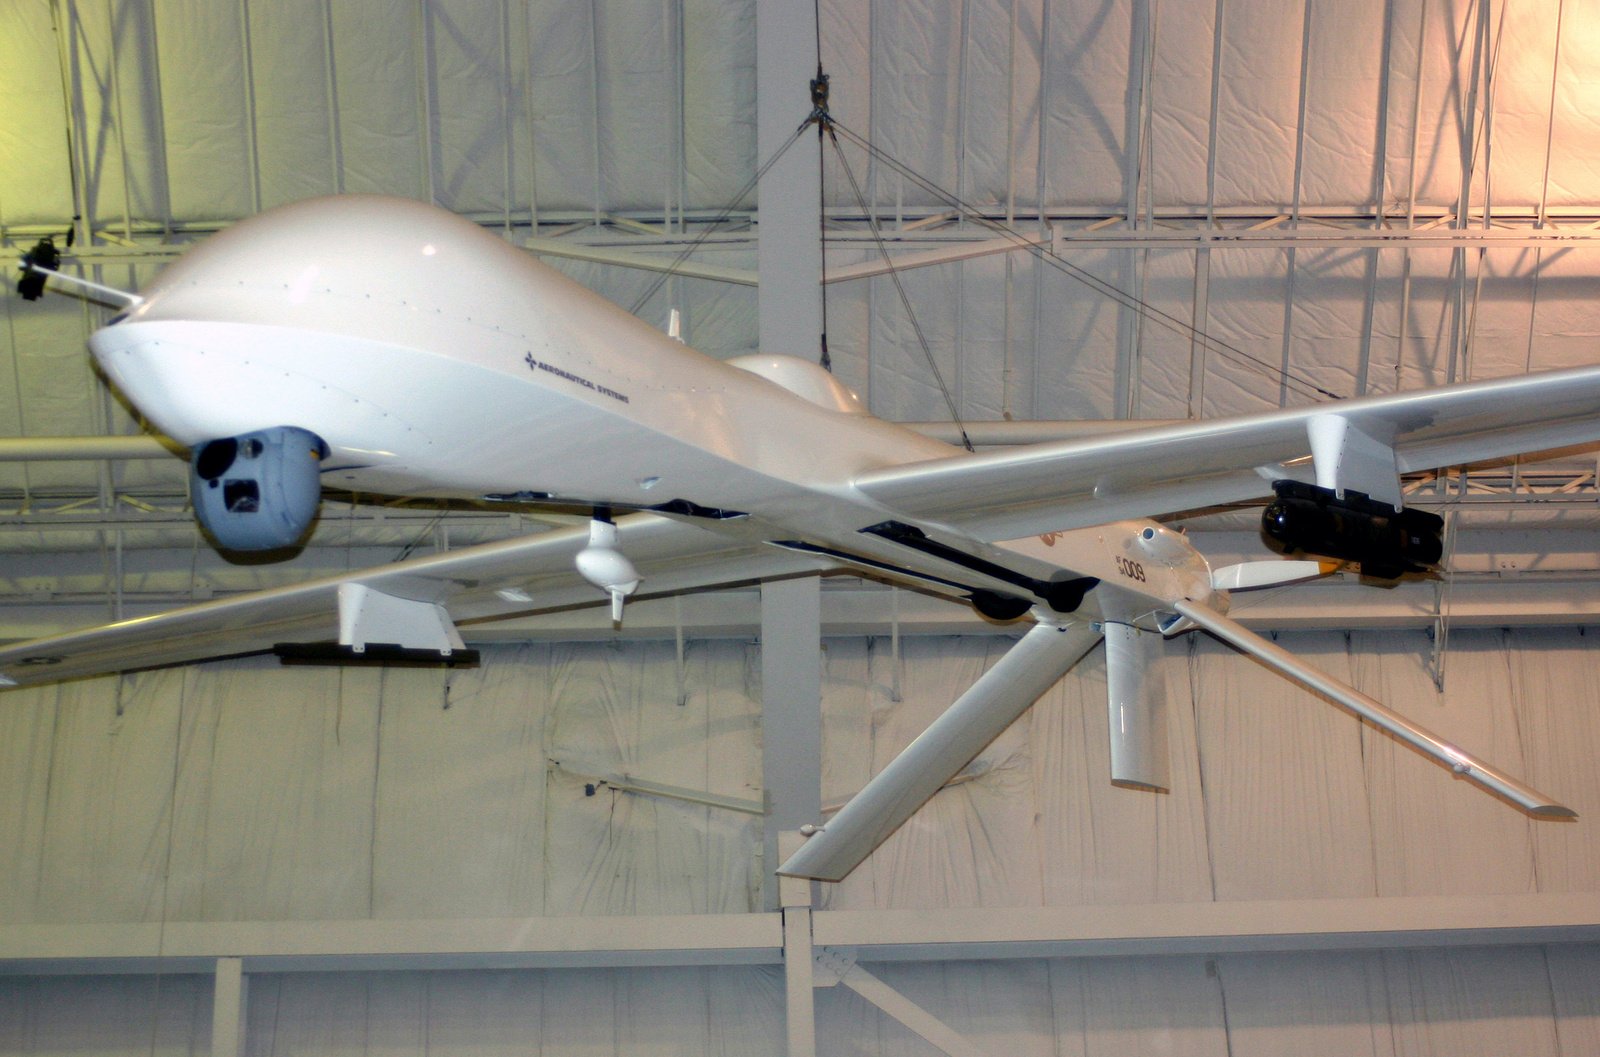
(3, 0, 1600, 631)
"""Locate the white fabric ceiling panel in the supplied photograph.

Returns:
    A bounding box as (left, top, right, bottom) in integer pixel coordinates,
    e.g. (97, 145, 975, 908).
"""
(1511, 630, 1600, 893)
(841, 0, 985, 209)
(184, 663, 381, 922)
(369, 654, 548, 920)
(0, 974, 212, 1057)
(823, 234, 1600, 425)
(426, 0, 522, 212)
(1278, 253, 1384, 394)
(4, 0, 1595, 225)
(1523, 245, 1600, 371)
(0, 4, 74, 228)
(27, 670, 182, 924)
(1070, 954, 1231, 1057)
(1190, 630, 1378, 903)
(6, 0, 758, 227)
(331, 2, 429, 200)
(950, 0, 1026, 210)
(1296, 5, 1390, 210)
(1384, 945, 1564, 1056)
(1146, 2, 1218, 208)
(817, 0, 875, 166)
(682, 0, 755, 208)
(153, 1, 254, 221)
(1212, 951, 1391, 1057)
(99, 4, 173, 225)
(0, 296, 92, 492)
(526, 0, 754, 216)
(1199, 249, 1309, 406)
(1350, 630, 1537, 898)
(1117, 248, 1197, 419)
(1036, 0, 1138, 208)
(526, 3, 608, 214)
(1546, 6, 1600, 209)
(1024, 249, 1129, 416)
(590, 1, 677, 213)
(1028, 626, 1214, 907)
(1382, 2, 1465, 211)
(246, 0, 342, 209)
(810, 0, 1569, 217)
(1454, 253, 1542, 381)
(949, 253, 1017, 420)
(1487, 8, 1565, 210)
(1209, 11, 1306, 210)
(0, 678, 52, 922)
(863, 263, 972, 425)
(538, 639, 762, 916)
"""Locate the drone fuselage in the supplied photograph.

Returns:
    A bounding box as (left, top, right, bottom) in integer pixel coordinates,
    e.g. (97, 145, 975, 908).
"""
(88, 194, 1216, 621)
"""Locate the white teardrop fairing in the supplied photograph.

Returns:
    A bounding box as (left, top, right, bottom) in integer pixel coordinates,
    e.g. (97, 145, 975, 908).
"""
(726, 355, 867, 415)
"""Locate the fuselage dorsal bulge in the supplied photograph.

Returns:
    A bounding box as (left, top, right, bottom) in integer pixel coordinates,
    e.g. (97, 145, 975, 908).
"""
(90, 194, 951, 519)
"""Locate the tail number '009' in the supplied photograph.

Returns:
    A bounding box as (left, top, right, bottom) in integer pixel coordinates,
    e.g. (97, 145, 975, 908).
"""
(1114, 556, 1147, 582)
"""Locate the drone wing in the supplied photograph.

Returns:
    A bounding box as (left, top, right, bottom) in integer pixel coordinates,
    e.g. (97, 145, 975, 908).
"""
(0, 514, 829, 687)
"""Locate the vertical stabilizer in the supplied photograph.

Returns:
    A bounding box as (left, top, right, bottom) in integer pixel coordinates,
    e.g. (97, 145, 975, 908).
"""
(1104, 621, 1170, 791)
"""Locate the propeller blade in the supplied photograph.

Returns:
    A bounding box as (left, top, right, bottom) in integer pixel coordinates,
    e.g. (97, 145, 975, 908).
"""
(1210, 559, 1335, 591)
(1173, 600, 1575, 817)
(779, 620, 1101, 881)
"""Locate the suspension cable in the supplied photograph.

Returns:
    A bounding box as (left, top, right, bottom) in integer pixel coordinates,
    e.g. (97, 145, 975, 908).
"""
(828, 120, 1345, 404)
(826, 125, 973, 450)
(627, 122, 811, 317)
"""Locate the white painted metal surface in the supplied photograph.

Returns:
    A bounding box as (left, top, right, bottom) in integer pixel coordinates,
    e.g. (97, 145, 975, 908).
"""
(780, 620, 1102, 881)
(1102, 619, 1169, 791)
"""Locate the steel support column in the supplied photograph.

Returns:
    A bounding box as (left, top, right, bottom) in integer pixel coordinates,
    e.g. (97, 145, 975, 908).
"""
(784, 909, 817, 1057)
(755, 0, 824, 918)
(760, 578, 823, 911)
(780, 832, 818, 1057)
(211, 957, 247, 1057)
(755, 0, 823, 363)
